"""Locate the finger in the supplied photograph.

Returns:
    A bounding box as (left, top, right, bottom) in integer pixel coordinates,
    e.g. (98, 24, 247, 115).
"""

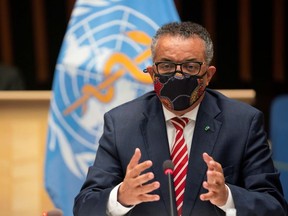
(137, 181, 160, 195)
(200, 180, 228, 206)
(137, 193, 160, 203)
(203, 152, 212, 162)
(203, 173, 224, 191)
(202, 179, 218, 192)
(208, 159, 223, 173)
(207, 168, 225, 184)
(129, 160, 153, 178)
(202, 152, 213, 169)
(203, 153, 222, 172)
(200, 190, 215, 201)
(201, 180, 221, 200)
(203, 174, 226, 205)
(206, 169, 217, 183)
(134, 172, 155, 187)
(127, 148, 142, 171)
(208, 168, 224, 181)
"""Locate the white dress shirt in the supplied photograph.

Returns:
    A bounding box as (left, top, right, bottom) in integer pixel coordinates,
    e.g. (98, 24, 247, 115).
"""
(106, 105, 234, 215)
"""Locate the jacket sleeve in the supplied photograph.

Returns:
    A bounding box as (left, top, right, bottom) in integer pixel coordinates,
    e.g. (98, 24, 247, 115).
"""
(73, 112, 125, 216)
(229, 111, 288, 216)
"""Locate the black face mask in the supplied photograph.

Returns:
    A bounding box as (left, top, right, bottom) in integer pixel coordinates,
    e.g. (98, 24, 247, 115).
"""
(153, 72, 207, 111)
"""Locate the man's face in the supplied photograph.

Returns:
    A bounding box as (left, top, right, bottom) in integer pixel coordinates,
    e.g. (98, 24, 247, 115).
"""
(151, 35, 215, 84)
(147, 35, 216, 115)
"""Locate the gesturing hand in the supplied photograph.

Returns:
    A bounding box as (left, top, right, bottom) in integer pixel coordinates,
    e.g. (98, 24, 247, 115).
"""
(200, 152, 228, 206)
(118, 148, 160, 206)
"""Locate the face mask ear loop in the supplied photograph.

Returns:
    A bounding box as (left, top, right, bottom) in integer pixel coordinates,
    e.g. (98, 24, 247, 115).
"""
(198, 71, 207, 78)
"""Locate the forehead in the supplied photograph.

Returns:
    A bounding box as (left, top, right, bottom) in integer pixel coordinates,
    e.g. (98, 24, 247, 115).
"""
(154, 35, 206, 61)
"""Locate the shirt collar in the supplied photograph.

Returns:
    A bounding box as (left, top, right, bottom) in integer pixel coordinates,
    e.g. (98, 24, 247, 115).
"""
(162, 104, 200, 122)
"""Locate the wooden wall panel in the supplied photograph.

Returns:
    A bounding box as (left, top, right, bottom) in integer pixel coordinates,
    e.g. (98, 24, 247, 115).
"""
(273, 0, 285, 82)
(0, 0, 13, 65)
(31, 0, 49, 83)
(238, 0, 251, 82)
(66, 0, 76, 20)
(0, 92, 53, 216)
(203, 0, 216, 64)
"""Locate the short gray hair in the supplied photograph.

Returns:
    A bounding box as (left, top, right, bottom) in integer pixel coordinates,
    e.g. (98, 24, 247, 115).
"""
(151, 22, 214, 65)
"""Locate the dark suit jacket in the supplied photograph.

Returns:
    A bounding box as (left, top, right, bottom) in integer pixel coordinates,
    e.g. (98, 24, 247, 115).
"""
(73, 89, 288, 216)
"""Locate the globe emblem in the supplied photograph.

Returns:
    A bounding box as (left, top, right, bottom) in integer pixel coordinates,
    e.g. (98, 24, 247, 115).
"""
(47, 4, 157, 179)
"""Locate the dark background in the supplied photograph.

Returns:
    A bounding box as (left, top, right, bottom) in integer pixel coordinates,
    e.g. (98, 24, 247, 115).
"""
(0, 0, 287, 133)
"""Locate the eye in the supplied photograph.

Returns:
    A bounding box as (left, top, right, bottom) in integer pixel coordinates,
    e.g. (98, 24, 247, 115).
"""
(158, 62, 175, 73)
(160, 63, 173, 70)
(183, 63, 196, 72)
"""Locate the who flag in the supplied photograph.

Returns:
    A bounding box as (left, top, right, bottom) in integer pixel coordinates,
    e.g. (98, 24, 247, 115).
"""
(44, 0, 180, 215)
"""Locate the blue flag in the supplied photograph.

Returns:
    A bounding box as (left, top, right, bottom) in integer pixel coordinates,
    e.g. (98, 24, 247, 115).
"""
(44, 0, 179, 215)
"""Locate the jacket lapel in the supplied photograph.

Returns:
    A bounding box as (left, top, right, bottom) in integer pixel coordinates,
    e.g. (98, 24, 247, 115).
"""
(182, 92, 222, 216)
(140, 97, 173, 214)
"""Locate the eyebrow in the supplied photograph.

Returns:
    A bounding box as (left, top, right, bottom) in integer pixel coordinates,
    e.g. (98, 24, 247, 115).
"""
(157, 58, 200, 63)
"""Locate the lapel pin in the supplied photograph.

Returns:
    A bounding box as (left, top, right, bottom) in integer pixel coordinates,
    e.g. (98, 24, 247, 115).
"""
(204, 126, 210, 131)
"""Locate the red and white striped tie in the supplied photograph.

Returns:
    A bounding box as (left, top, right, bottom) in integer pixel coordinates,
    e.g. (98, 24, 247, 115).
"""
(171, 117, 189, 216)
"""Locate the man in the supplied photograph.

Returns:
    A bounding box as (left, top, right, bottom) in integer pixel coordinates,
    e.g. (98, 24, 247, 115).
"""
(0, 64, 25, 90)
(73, 22, 288, 216)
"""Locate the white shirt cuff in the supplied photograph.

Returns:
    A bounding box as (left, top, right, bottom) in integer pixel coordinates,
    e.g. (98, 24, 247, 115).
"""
(106, 183, 134, 216)
(218, 184, 235, 212)
(107, 183, 234, 215)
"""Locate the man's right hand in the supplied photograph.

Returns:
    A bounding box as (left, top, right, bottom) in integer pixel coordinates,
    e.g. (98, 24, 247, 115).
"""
(117, 148, 160, 206)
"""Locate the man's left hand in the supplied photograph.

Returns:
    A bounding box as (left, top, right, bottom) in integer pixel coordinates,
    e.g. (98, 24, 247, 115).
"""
(200, 152, 228, 206)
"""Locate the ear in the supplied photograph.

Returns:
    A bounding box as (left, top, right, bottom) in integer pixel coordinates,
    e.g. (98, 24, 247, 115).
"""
(145, 66, 154, 80)
(205, 66, 216, 85)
